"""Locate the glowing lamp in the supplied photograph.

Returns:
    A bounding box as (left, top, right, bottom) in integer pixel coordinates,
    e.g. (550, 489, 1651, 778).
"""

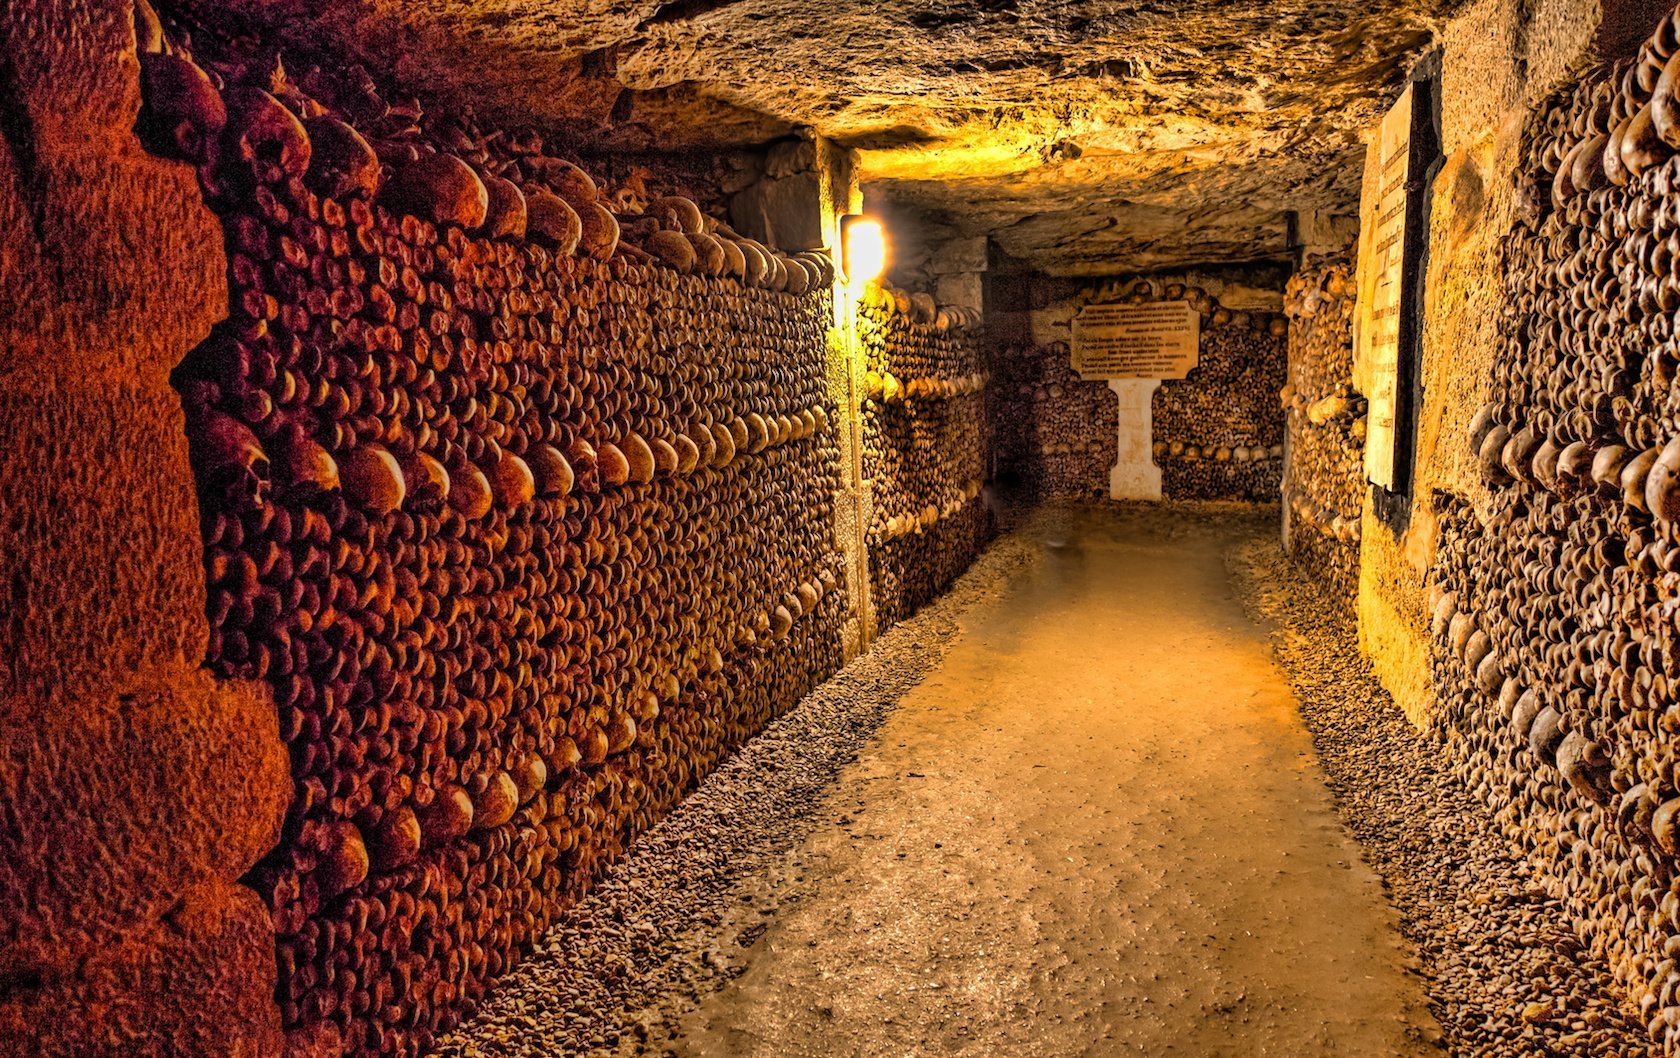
(841, 214, 888, 290)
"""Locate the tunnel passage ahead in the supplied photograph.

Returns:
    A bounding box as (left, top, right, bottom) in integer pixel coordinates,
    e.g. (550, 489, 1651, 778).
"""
(662, 506, 1437, 1057)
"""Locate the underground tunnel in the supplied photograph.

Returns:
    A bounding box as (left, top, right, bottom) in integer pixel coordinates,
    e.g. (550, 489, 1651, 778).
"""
(11, 0, 1680, 1055)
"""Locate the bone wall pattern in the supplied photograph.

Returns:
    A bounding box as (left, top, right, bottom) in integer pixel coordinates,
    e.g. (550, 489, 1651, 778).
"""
(135, 22, 850, 1058)
(1281, 259, 1364, 608)
(1433, 10, 1680, 1052)
(991, 340, 1121, 502)
(1147, 283, 1288, 502)
(857, 286, 992, 630)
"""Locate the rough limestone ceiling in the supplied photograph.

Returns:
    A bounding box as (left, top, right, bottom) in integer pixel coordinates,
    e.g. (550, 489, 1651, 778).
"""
(193, 0, 1461, 273)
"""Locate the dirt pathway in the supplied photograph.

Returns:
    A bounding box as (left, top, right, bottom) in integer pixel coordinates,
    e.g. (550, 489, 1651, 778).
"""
(661, 507, 1438, 1057)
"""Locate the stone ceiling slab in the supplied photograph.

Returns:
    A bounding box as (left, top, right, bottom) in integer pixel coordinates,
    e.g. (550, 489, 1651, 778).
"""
(190, 0, 1462, 271)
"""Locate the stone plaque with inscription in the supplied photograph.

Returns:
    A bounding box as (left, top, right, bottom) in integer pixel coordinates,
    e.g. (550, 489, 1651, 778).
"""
(1356, 83, 1413, 490)
(1071, 301, 1201, 380)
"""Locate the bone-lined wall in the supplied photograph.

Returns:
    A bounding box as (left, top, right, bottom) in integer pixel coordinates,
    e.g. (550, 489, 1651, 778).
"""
(1427, 12, 1680, 1051)
(858, 286, 992, 630)
(187, 237, 845, 1058)
(1281, 259, 1364, 608)
(984, 269, 1288, 504)
(101, 16, 935, 1058)
(991, 340, 1119, 502)
(1149, 286, 1288, 502)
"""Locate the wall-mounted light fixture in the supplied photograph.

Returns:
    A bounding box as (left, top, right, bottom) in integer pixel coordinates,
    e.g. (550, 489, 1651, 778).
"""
(840, 214, 888, 291)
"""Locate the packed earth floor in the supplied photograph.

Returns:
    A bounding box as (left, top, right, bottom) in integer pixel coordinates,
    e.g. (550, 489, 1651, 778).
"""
(431, 504, 1655, 1058)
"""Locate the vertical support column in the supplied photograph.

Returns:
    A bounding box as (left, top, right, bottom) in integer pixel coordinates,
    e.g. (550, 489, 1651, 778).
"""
(803, 138, 873, 659)
(0, 5, 291, 1055)
(836, 294, 876, 655)
(729, 129, 873, 656)
(1108, 380, 1164, 500)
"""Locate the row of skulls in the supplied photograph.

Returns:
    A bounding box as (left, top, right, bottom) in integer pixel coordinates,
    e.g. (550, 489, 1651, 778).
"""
(1280, 259, 1365, 600)
(133, 6, 855, 1057)
(1437, 7, 1680, 1051)
(856, 285, 994, 629)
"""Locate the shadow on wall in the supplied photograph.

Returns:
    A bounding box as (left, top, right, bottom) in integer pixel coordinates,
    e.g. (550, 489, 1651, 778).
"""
(990, 339, 1119, 505)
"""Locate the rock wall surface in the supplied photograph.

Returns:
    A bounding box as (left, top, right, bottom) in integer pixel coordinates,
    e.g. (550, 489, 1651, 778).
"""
(0, 2, 292, 1056)
(1354, 0, 1675, 728)
(1282, 258, 1365, 609)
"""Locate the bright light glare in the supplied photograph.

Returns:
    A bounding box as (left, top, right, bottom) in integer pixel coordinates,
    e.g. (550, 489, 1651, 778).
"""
(843, 215, 888, 290)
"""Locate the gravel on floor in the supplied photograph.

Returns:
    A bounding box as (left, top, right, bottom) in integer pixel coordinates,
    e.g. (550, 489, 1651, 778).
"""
(1230, 535, 1660, 1058)
(427, 526, 1038, 1058)
(432, 504, 1661, 1058)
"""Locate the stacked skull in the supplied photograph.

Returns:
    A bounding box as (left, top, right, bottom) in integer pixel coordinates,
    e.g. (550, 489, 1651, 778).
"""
(1145, 281, 1288, 501)
(1281, 258, 1364, 609)
(857, 284, 992, 629)
(138, 19, 849, 1058)
(1431, 7, 1680, 1052)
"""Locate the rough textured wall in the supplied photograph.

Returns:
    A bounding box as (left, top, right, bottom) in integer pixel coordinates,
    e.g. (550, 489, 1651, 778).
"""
(858, 286, 991, 631)
(1352, 0, 1661, 726)
(991, 340, 1119, 502)
(1148, 287, 1288, 502)
(1281, 258, 1365, 609)
(1429, 8, 1680, 1051)
(0, 3, 293, 1056)
(113, 15, 853, 1058)
(198, 242, 844, 1058)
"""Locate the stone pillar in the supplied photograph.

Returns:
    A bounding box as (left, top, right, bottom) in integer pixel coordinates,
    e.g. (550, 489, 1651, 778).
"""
(1290, 209, 1360, 265)
(1108, 380, 1164, 500)
(728, 131, 858, 253)
(930, 236, 987, 313)
(0, 3, 291, 1056)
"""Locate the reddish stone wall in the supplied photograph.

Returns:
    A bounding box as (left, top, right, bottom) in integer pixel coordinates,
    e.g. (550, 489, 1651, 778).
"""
(162, 57, 846, 1058)
(0, 3, 291, 1057)
(4, 3, 852, 1057)
(195, 222, 845, 1057)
